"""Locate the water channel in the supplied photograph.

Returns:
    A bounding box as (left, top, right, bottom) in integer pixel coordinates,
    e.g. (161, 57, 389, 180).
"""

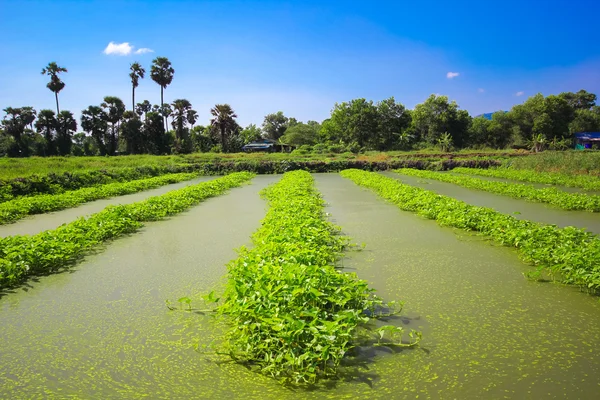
(1, 173, 599, 399)
(0, 176, 216, 238)
(387, 171, 600, 235)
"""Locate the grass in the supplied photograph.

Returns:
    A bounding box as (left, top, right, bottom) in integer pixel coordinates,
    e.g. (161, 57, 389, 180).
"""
(0, 150, 522, 180)
(505, 151, 600, 176)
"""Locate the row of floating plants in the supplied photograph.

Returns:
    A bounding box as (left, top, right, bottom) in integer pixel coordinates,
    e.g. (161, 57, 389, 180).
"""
(340, 169, 600, 294)
(215, 170, 421, 384)
(0, 164, 202, 201)
(0, 172, 200, 225)
(452, 167, 600, 191)
(395, 168, 600, 212)
(0, 172, 254, 290)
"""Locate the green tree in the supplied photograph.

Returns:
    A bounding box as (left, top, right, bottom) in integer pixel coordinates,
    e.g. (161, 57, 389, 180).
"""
(321, 99, 379, 149)
(376, 97, 412, 150)
(190, 125, 216, 152)
(411, 95, 472, 148)
(120, 110, 144, 154)
(559, 90, 596, 111)
(41, 62, 67, 114)
(143, 111, 169, 155)
(129, 62, 146, 112)
(210, 104, 239, 153)
(170, 99, 195, 153)
(570, 106, 600, 133)
(35, 109, 58, 156)
(101, 96, 126, 155)
(510, 93, 573, 144)
(280, 122, 319, 146)
(1, 107, 37, 156)
(262, 111, 289, 141)
(239, 123, 262, 144)
(56, 110, 77, 155)
(81, 105, 109, 156)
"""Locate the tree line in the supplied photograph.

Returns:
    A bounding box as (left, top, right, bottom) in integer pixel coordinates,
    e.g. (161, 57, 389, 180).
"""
(1, 58, 599, 156)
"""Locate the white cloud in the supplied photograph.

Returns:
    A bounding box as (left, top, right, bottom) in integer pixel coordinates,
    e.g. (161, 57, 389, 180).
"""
(516, 91, 525, 96)
(103, 42, 133, 56)
(478, 88, 485, 93)
(135, 48, 154, 55)
(446, 71, 460, 79)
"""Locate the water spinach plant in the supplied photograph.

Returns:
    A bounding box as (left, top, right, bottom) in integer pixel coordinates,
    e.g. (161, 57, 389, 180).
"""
(0, 172, 200, 224)
(0, 172, 254, 289)
(341, 169, 600, 294)
(396, 168, 600, 212)
(216, 170, 420, 384)
(452, 167, 600, 191)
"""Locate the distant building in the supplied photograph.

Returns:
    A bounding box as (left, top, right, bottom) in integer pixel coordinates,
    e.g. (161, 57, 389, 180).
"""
(574, 132, 600, 149)
(241, 138, 295, 153)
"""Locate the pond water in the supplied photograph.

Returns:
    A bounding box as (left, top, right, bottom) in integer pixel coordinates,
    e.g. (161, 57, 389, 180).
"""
(1, 173, 599, 399)
(315, 174, 600, 399)
(388, 171, 600, 235)
(448, 171, 600, 196)
(0, 176, 216, 238)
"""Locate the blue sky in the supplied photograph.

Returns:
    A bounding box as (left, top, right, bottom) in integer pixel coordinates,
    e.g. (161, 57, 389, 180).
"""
(1, 0, 599, 127)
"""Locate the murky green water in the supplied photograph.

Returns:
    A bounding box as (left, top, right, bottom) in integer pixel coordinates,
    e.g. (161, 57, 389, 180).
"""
(388, 172, 600, 235)
(315, 174, 600, 399)
(1, 174, 600, 399)
(0, 176, 216, 238)
(449, 171, 600, 196)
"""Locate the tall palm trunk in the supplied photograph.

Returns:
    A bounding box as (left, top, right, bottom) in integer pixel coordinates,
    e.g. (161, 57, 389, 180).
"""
(221, 125, 226, 153)
(132, 85, 135, 113)
(161, 86, 167, 132)
(55, 92, 60, 114)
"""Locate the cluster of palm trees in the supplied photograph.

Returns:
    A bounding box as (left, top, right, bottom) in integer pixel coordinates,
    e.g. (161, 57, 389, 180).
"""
(0, 57, 242, 157)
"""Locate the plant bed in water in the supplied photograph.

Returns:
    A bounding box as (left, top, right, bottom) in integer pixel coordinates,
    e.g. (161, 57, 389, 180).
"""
(396, 168, 600, 212)
(453, 167, 600, 191)
(214, 170, 420, 385)
(0, 172, 200, 224)
(341, 169, 600, 294)
(0, 164, 201, 201)
(0, 172, 254, 290)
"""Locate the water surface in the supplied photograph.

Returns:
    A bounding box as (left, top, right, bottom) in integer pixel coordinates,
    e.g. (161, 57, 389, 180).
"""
(315, 173, 600, 399)
(388, 171, 600, 235)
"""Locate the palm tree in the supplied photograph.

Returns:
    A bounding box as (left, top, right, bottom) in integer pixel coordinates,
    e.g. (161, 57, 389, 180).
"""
(35, 109, 58, 156)
(187, 109, 198, 128)
(101, 96, 126, 155)
(81, 105, 108, 155)
(135, 100, 152, 120)
(150, 57, 174, 131)
(160, 103, 173, 132)
(129, 62, 146, 112)
(1, 107, 37, 156)
(41, 62, 67, 114)
(210, 104, 238, 153)
(56, 110, 77, 156)
(171, 99, 195, 153)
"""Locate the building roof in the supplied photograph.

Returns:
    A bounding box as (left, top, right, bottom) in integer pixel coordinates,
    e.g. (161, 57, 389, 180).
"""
(575, 132, 600, 142)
